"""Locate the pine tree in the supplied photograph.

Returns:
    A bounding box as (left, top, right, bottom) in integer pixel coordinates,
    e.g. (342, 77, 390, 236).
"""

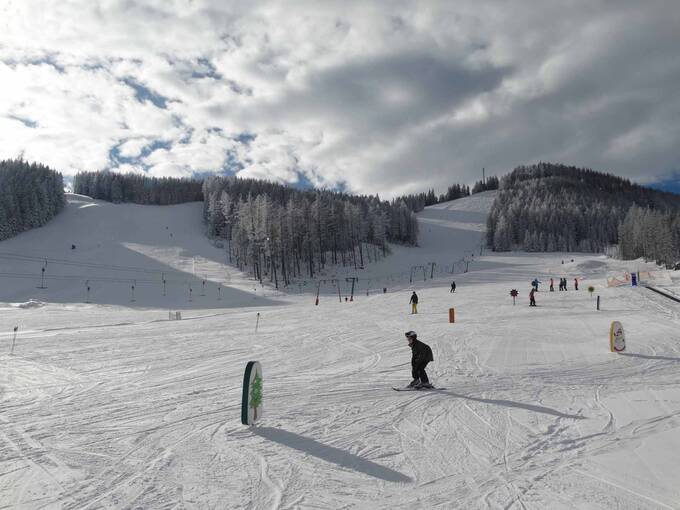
(0, 159, 65, 241)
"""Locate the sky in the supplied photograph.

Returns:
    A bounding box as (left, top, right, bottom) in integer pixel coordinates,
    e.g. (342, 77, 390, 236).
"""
(1, 1, 679, 198)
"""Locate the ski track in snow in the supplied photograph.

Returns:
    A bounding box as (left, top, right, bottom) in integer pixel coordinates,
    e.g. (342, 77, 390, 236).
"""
(1, 193, 680, 508)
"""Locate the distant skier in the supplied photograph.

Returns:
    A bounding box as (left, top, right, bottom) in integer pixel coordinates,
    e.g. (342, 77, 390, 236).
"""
(531, 278, 540, 291)
(549, 278, 554, 292)
(574, 278, 579, 291)
(450, 281, 456, 293)
(409, 291, 419, 314)
(405, 331, 433, 388)
(529, 288, 537, 306)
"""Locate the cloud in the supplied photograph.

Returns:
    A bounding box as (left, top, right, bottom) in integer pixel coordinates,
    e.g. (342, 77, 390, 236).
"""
(1, 1, 678, 197)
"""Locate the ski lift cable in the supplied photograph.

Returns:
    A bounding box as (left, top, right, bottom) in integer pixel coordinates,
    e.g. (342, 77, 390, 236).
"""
(0, 251, 188, 276)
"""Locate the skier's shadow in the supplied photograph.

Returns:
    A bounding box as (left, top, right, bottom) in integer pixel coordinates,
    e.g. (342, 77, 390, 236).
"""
(251, 427, 412, 483)
(439, 392, 585, 420)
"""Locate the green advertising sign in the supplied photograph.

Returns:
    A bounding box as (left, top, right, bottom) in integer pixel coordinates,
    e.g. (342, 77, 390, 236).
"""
(241, 361, 263, 425)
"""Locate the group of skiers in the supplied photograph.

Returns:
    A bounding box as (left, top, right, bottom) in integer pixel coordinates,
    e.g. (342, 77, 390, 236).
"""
(528, 276, 581, 306)
(403, 280, 454, 387)
(536, 277, 579, 293)
(403, 287, 439, 387)
(549, 277, 578, 291)
(409, 280, 456, 314)
(401, 273, 589, 388)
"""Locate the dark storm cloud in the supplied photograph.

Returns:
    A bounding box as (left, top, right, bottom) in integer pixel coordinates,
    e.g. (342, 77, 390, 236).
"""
(279, 53, 510, 131)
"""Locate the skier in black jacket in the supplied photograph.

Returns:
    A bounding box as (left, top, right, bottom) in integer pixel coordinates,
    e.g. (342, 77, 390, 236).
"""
(405, 331, 434, 388)
(409, 291, 419, 314)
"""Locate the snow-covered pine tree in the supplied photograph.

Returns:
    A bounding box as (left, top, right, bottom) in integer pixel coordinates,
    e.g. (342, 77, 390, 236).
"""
(488, 163, 680, 264)
(0, 159, 65, 241)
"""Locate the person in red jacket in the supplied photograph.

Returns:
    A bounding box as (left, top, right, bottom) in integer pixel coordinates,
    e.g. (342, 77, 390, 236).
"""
(529, 288, 537, 306)
(574, 278, 579, 290)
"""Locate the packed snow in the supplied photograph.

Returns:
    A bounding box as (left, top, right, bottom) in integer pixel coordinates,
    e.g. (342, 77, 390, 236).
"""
(1, 193, 680, 509)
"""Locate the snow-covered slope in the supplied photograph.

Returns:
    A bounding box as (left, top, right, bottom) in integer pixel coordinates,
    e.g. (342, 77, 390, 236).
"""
(0, 194, 279, 308)
(2, 191, 680, 509)
(311, 190, 497, 287)
(0, 191, 496, 305)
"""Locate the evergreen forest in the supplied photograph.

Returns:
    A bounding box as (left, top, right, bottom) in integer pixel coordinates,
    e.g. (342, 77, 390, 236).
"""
(486, 163, 680, 267)
(202, 176, 419, 285)
(0, 159, 65, 241)
(73, 171, 203, 205)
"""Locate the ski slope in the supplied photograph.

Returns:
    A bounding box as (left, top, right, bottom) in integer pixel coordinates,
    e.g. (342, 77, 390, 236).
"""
(0, 194, 279, 308)
(2, 193, 680, 509)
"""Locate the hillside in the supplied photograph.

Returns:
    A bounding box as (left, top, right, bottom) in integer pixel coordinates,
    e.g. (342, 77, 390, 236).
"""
(487, 162, 680, 257)
(0, 191, 495, 306)
(2, 191, 680, 508)
(0, 194, 278, 308)
(313, 190, 497, 285)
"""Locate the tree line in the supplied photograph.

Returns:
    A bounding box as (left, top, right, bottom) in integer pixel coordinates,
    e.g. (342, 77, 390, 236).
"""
(0, 159, 65, 241)
(487, 163, 680, 259)
(202, 176, 418, 285)
(73, 171, 203, 205)
(471, 175, 499, 194)
(618, 205, 680, 268)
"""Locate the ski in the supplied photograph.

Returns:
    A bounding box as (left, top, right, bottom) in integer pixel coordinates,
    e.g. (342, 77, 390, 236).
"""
(392, 386, 445, 391)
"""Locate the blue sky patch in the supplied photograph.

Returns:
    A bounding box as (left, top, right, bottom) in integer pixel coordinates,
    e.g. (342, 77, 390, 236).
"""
(109, 139, 173, 168)
(223, 150, 245, 173)
(192, 58, 222, 80)
(648, 172, 680, 195)
(235, 132, 256, 145)
(3, 55, 65, 73)
(8, 115, 38, 128)
(122, 78, 169, 108)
